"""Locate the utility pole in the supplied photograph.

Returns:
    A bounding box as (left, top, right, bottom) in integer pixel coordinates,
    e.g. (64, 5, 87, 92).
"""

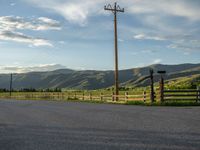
(10, 73, 13, 97)
(104, 2, 124, 100)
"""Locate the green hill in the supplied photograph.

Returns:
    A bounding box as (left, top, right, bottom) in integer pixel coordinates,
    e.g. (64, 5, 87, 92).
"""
(0, 63, 199, 90)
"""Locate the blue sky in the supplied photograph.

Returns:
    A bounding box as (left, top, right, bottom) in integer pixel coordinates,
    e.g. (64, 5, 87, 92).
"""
(0, 0, 200, 73)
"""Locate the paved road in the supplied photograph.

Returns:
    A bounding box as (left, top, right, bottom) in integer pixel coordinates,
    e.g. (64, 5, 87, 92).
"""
(0, 100, 199, 150)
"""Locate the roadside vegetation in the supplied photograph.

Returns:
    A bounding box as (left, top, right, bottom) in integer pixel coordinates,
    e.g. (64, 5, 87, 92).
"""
(0, 84, 199, 106)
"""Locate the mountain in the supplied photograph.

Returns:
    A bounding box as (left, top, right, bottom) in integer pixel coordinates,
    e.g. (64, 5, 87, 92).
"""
(0, 63, 199, 90)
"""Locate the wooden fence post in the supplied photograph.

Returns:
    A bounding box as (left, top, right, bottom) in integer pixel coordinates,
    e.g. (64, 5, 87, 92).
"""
(82, 93, 85, 101)
(67, 92, 70, 100)
(159, 77, 164, 103)
(62, 93, 64, 100)
(143, 91, 146, 102)
(112, 92, 115, 101)
(89, 93, 92, 100)
(100, 93, 103, 101)
(150, 69, 155, 103)
(58, 92, 60, 100)
(125, 92, 128, 102)
(197, 86, 200, 103)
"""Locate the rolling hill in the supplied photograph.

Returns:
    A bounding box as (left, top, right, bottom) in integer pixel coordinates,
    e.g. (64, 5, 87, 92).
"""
(0, 63, 199, 90)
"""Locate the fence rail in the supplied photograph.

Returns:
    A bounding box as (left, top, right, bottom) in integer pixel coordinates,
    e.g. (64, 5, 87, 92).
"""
(164, 90, 200, 93)
(1, 87, 199, 103)
(0, 91, 148, 102)
(162, 88, 200, 102)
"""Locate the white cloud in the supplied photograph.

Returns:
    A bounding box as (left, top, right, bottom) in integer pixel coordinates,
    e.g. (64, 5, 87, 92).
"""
(0, 16, 61, 31)
(0, 31, 52, 47)
(134, 34, 166, 41)
(141, 50, 157, 53)
(56, 3, 88, 25)
(22, 0, 200, 24)
(10, 3, 16, 6)
(118, 38, 124, 42)
(168, 39, 200, 52)
(22, 0, 103, 25)
(0, 64, 67, 73)
(37, 17, 61, 30)
(131, 49, 157, 56)
(58, 41, 65, 44)
(18, 0, 200, 52)
(0, 16, 61, 46)
(131, 52, 138, 56)
(183, 52, 190, 55)
(127, 0, 200, 21)
(153, 59, 162, 64)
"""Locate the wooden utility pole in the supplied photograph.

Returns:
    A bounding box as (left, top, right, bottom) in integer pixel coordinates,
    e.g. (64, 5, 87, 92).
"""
(104, 2, 124, 100)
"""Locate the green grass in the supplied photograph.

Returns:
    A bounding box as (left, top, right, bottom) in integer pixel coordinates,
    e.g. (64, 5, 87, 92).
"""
(124, 101, 200, 106)
(159, 101, 200, 106)
(125, 101, 145, 105)
(0, 90, 199, 106)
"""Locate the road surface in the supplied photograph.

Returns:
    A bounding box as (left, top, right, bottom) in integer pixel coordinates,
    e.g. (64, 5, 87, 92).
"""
(0, 99, 199, 150)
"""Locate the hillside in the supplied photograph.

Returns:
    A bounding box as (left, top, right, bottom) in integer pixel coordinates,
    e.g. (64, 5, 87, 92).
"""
(0, 63, 199, 90)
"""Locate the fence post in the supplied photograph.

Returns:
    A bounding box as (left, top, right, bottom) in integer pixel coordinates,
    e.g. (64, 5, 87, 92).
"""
(58, 92, 60, 100)
(100, 93, 103, 101)
(159, 77, 164, 103)
(125, 92, 128, 102)
(62, 93, 64, 100)
(150, 69, 155, 103)
(89, 93, 92, 100)
(74, 92, 77, 99)
(197, 86, 200, 103)
(67, 92, 70, 100)
(112, 92, 115, 101)
(82, 92, 85, 101)
(143, 91, 146, 102)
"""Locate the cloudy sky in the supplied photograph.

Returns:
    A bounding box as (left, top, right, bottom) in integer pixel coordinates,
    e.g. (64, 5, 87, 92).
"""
(0, 0, 200, 73)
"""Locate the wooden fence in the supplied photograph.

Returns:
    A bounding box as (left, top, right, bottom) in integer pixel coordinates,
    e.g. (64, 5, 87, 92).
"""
(0, 91, 148, 102)
(161, 88, 200, 103)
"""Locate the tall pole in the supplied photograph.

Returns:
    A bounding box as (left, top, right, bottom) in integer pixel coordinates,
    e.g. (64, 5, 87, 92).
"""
(10, 73, 13, 97)
(114, 4, 119, 99)
(104, 2, 124, 100)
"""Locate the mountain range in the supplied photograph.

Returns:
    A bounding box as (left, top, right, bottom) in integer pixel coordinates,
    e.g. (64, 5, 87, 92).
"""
(0, 63, 199, 90)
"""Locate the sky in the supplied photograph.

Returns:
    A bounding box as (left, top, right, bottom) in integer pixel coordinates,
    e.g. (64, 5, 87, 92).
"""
(0, 0, 200, 73)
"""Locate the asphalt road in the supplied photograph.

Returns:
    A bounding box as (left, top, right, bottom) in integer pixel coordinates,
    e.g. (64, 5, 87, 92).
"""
(0, 99, 199, 150)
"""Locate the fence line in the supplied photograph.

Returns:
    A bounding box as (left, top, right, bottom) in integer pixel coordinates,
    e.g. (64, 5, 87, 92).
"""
(161, 88, 200, 103)
(0, 91, 148, 102)
(1, 88, 200, 103)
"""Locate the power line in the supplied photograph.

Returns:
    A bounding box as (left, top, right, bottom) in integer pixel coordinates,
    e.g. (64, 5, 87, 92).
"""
(104, 2, 124, 101)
